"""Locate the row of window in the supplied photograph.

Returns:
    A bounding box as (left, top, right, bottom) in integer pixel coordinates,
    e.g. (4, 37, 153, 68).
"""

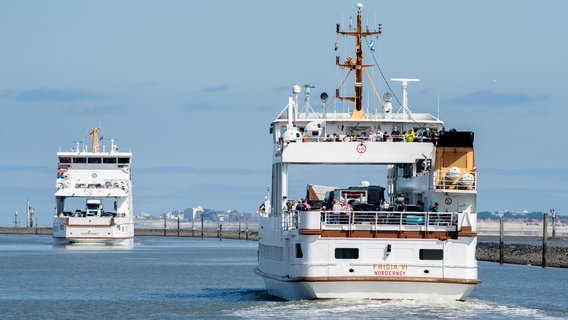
(295, 245, 443, 261)
(59, 157, 130, 164)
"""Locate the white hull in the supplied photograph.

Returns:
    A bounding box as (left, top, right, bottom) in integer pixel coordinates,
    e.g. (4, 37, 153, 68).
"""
(257, 212, 479, 301)
(256, 270, 476, 301)
(52, 217, 134, 245)
(53, 236, 134, 246)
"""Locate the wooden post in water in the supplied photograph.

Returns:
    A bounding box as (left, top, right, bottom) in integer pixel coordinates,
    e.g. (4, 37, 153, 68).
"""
(201, 213, 204, 239)
(219, 220, 223, 241)
(177, 216, 180, 237)
(551, 209, 556, 239)
(542, 212, 548, 268)
(238, 216, 242, 240)
(163, 215, 167, 237)
(245, 216, 249, 241)
(499, 218, 504, 264)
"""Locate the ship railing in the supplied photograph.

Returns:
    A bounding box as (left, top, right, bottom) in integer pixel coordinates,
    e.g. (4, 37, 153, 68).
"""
(282, 210, 299, 230)
(434, 170, 477, 191)
(289, 136, 436, 143)
(318, 210, 458, 231)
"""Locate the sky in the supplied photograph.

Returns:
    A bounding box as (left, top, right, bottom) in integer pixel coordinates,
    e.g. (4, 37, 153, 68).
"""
(1, 1, 567, 226)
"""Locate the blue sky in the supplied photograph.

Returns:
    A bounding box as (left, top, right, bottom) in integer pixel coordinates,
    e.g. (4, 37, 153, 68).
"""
(1, 1, 567, 226)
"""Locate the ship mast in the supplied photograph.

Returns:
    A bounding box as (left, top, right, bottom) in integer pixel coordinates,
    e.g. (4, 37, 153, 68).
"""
(336, 3, 381, 119)
(89, 127, 100, 153)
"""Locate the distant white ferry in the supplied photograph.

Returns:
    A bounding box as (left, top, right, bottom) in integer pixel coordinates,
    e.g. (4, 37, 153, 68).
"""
(52, 127, 134, 245)
(255, 3, 479, 300)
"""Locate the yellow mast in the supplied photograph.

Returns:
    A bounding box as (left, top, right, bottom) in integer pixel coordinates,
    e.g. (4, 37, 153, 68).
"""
(336, 3, 381, 119)
(89, 127, 100, 153)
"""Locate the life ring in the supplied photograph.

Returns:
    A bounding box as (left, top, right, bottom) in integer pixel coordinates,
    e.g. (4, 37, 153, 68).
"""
(356, 143, 367, 154)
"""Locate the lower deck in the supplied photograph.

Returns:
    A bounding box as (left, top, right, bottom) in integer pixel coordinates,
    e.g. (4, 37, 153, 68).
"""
(283, 210, 477, 240)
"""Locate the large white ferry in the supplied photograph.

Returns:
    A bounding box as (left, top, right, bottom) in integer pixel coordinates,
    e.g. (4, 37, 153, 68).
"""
(52, 127, 134, 245)
(255, 3, 479, 300)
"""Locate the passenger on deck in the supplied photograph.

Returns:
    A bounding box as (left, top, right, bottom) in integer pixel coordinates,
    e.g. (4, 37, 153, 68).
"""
(430, 202, 439, 212)
(301, 198, 311, 211)
(422, 128, 432, 142)
(368, 130, 375, 142)
(398, 201, 406, 212)
(379, 199, 389, 210)
(291, 199, 298, 213)
(391, 126, 402, 141)
(302, 132, 308, 142)
(429, 202, 441, 225)
(332, 199, 341, 224)
(376, 129, 384, 142)
(405, 128, 415, 142)
(379, 199, 389, 223)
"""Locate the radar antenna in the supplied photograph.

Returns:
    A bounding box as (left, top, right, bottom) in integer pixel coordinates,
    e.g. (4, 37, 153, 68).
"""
(391, 78, 419, 119)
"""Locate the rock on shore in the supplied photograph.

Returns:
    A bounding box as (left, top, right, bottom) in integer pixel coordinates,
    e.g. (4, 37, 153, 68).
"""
(477, 242, 568, 268)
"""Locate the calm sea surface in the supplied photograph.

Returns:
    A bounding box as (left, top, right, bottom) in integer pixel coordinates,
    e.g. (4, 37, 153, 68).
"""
(1, 234, 567, 320)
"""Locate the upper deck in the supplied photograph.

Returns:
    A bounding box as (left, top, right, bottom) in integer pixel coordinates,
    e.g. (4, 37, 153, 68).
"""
(271, 110, 444, 165)
(57, 151, 132, 169)
(55, 128, 132, 197)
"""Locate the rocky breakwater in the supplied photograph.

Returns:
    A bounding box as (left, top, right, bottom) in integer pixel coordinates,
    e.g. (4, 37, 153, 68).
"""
(477, 242, 568, 268)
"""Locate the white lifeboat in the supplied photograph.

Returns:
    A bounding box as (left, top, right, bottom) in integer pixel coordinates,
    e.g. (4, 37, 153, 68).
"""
(460, 173, 475, 186)
(446, 166, 461, 180)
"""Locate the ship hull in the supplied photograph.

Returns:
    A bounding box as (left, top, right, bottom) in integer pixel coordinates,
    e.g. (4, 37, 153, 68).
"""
(53, 236, 134, 246)
(52, 218, 134, 246)
(256, 269, 477, 301)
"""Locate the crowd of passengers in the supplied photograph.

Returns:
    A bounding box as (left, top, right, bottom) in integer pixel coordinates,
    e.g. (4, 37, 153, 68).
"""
(285, 198, 436, 213)
(305, 127, 438, 143)
(58, 210, 117, 217)
(283, 198, 451, 225)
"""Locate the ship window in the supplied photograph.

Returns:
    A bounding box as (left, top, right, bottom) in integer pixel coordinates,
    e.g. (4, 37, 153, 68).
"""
(117, 157, 130, 164)
(346, 126, 370, 137)
(88, 157, 102, 164)
(103, 157, 117, 164)
(73, 157, 86, 163)
(295, 243, 303, 258)
(59, 157, 71, 163)
(335, 248, 359, 259)
(419, 249, 443, 260)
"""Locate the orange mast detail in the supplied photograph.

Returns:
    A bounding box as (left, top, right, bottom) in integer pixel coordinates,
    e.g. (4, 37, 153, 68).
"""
(336, 3, 381, 119)
(89, 127, 100, 153)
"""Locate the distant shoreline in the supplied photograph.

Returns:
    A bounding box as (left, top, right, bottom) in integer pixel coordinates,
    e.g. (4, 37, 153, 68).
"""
(0, 227, 259, 240)
(1, 227, 566, 268)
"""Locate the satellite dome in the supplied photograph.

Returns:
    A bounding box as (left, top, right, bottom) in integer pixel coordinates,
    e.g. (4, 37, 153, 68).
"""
(282, 128, 302, 143)
(305, 121, 323, 138)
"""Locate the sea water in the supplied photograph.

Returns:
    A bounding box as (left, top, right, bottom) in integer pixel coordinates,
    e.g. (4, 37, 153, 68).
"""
(0, 234, 566, 320)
